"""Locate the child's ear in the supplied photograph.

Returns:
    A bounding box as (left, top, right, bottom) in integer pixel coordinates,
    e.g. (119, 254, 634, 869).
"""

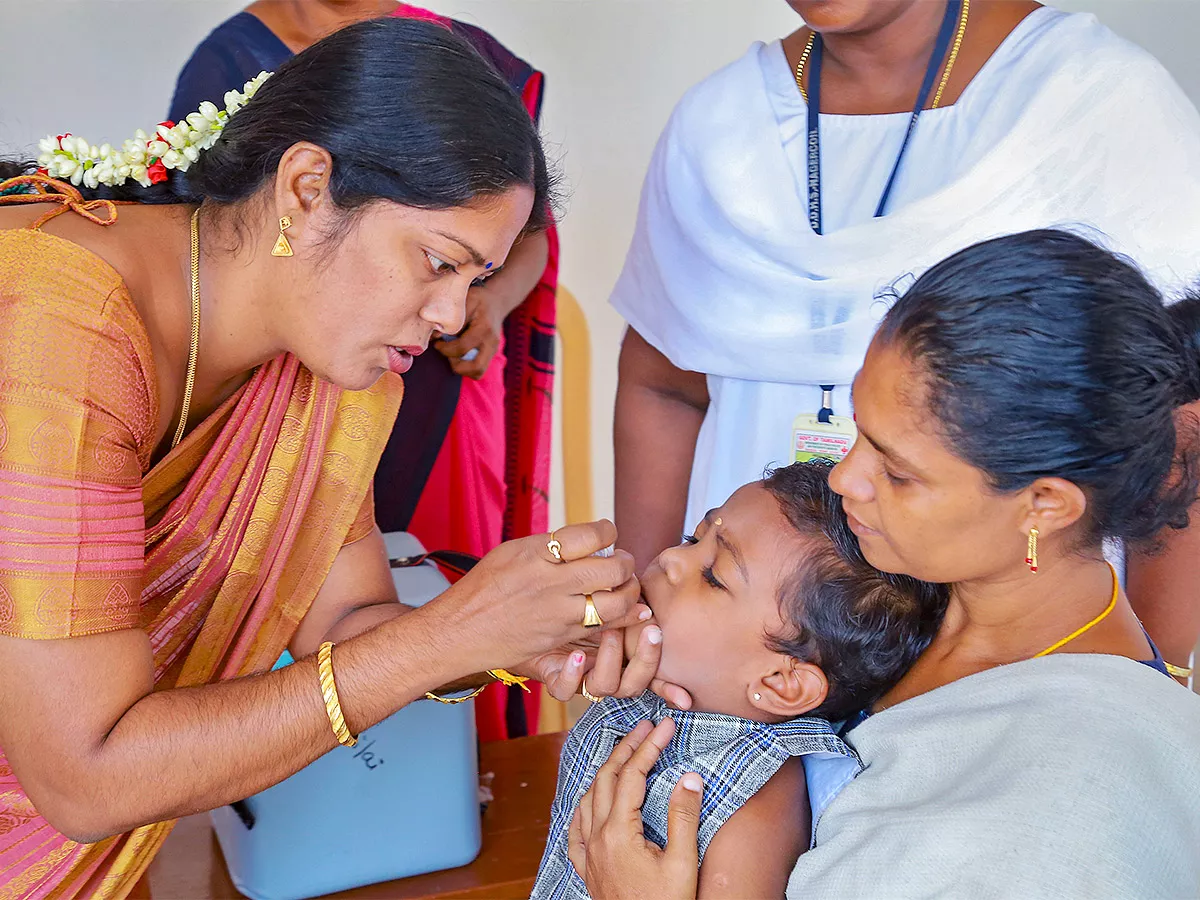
(749, 656, 828, 719)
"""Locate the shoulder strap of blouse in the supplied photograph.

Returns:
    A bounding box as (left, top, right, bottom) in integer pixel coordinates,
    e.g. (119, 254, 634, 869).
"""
(0, 174, 118, 230)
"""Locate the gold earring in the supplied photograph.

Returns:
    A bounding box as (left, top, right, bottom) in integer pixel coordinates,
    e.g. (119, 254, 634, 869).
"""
(271, 215, 294, 257)
(1025, 527, 1039, 573)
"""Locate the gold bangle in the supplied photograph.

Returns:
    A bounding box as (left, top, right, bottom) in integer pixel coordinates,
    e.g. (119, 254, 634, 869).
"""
(424, 684, 488, 704)
(1165, 661, 1193, 679)
(317, 641, 358, 747)
(424, 668, 532, 704)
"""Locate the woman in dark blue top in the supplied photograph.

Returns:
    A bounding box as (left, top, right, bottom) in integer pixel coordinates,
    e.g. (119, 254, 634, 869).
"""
(169, 9, 296, 122)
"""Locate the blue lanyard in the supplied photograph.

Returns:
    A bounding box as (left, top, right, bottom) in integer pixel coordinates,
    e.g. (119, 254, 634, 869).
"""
(805, 0, 962, 235)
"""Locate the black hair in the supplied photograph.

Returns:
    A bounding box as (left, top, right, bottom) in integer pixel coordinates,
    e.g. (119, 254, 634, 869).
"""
(1169, 288, 1200, 405)
(764, 461, 948, 722)
(875, 229, 1200, 548)
(0, 17, 552, 230)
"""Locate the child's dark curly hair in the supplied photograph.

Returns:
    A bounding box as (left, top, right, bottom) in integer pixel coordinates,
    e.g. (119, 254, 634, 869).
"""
(764, 461, 948, 721)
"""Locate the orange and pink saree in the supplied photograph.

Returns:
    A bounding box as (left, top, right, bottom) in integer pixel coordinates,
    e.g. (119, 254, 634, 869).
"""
(0, 202, 402, 898)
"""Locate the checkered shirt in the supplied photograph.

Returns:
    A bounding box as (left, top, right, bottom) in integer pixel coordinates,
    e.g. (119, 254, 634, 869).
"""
(530, 691, 859, 900)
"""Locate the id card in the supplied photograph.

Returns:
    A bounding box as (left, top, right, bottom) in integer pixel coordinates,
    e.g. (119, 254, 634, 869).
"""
(792, 413, 857, 463)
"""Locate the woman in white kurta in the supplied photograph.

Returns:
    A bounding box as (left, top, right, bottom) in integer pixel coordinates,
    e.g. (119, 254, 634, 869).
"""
(612, 0, 1200, 672)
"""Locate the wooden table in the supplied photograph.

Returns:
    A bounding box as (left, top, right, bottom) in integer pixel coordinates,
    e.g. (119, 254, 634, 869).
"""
(146, 732, 567, 900)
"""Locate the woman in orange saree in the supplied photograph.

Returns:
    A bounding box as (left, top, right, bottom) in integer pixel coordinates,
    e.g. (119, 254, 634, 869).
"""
(0, 18, 669, 900)
(167, 0, 561, 744)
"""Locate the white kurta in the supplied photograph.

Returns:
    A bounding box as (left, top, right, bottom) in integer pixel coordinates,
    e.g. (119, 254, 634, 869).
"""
(610, 7, 1200, 529)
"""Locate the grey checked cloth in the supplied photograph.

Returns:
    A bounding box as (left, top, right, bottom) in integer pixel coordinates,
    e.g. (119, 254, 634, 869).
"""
(530, 691, 860, 900)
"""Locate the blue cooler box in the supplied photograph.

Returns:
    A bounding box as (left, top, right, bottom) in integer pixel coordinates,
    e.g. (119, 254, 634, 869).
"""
(210, 532, 481, 900)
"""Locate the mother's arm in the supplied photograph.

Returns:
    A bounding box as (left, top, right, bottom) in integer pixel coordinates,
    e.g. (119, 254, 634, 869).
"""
(0, 522, 639, 843)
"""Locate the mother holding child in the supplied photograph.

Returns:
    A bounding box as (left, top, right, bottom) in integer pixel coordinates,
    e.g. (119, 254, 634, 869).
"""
(567, 231, 1200, 898)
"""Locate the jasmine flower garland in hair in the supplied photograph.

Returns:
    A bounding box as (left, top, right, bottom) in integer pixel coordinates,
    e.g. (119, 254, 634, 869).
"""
(36, 71, 272, 189)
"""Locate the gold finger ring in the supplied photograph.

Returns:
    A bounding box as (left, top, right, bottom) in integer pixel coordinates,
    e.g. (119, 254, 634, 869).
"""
(581, 594, 604, 628)
(581, 678, 603, 703)
(547, 530, 563, 562)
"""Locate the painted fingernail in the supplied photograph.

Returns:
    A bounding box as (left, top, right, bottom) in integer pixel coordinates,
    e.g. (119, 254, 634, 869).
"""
(638, 607, 653, 621)
(681, 773, 703, 793)
(571, 652, 585, 666)
(646, 626, 662, 646)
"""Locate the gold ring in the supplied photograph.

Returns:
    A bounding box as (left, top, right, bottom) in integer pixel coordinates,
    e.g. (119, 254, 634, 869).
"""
(582, 594, 604, 628)
(581, 678, 603, 703)
(547, 531, 563, 562)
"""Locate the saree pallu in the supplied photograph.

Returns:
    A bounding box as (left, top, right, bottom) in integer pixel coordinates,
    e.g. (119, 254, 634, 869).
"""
(0, 224, 402, 899)
(388, 3, 559, 742)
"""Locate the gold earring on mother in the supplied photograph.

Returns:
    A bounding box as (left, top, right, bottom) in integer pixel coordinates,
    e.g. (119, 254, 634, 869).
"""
(272, 215, 294, 257)
(582, 594, 604, 628)
(1025, 527, 1039, 573)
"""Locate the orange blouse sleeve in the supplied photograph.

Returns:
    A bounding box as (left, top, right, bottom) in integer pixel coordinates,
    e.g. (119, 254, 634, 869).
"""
(0, 231, 157, 639)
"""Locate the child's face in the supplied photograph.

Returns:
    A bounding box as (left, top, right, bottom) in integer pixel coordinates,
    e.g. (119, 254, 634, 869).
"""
(637, 482, 827, 720)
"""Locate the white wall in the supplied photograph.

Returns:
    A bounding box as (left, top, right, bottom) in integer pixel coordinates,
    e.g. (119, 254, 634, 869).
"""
(3, 1, 1198, 527)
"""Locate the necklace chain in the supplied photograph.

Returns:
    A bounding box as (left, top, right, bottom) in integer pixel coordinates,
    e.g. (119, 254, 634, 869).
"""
(794, 0, 971, 110)
(171, 208, 201, 449)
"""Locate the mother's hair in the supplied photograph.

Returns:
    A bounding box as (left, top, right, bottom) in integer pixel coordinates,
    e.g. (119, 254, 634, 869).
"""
(0, 17, 553, 231)
(876, 229, 1200, 546)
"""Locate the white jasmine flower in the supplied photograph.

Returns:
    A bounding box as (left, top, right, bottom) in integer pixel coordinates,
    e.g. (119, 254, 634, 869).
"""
(161, 148, 189, 171)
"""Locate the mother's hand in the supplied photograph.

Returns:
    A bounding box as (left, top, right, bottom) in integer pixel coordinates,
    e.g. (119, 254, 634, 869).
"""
(568, 719, 703, 900)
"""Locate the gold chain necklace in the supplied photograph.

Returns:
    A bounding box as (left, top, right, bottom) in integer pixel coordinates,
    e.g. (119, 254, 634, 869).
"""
(171, 208, 201, 449)
(794, 0, 970, 110)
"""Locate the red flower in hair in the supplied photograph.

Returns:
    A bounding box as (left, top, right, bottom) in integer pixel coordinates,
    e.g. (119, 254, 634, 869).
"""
(146, 161, 168, 184)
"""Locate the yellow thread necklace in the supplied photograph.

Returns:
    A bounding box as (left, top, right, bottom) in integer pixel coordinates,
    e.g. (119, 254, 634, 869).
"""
(1033, 561, 1119, 658)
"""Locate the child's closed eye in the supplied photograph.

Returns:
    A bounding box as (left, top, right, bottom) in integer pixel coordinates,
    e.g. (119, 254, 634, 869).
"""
(702, 564, 726, 591)
(683, 534, 726, 590)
